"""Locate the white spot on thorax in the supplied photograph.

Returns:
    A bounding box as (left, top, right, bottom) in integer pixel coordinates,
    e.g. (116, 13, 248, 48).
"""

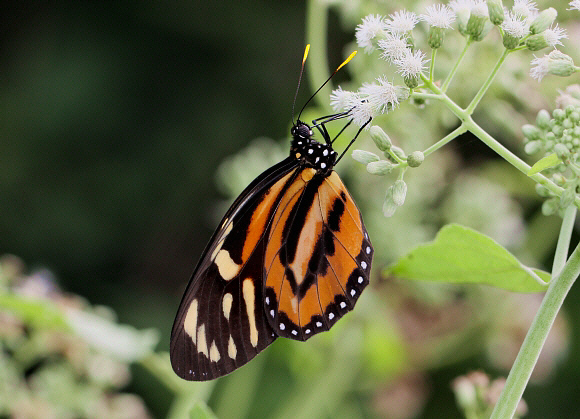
(320, 163, 326, 169)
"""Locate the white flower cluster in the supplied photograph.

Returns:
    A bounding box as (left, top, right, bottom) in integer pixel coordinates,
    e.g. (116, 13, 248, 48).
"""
(330, 77, 403, 128)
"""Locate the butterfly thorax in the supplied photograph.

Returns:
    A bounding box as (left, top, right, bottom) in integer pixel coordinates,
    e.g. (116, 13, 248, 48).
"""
(290, 121, 337, 174)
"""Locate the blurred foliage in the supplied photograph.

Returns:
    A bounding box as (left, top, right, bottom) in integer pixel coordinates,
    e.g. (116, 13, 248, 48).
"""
(1, 0, 580, 418)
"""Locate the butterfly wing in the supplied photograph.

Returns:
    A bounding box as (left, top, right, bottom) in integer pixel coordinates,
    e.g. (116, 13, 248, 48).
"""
(170, 158, 301, 381)
(263, 169, 373, 340)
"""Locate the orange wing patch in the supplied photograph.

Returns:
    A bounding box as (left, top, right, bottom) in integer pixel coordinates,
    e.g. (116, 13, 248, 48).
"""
(263, 169, 373, 341)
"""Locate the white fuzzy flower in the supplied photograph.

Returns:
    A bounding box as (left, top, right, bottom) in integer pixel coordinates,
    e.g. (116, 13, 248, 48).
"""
(395, 49, 428, 78)
(421, 4, 456, 28)
(378, 33, 409, 63)
(350, 99, 376, 129)
(449, 0, 475, 15)
(513, 0, 538, 17)
(530, 55, 551, 81)
(359, 76, 399, 114)
(386, 10, 419, 34)
(543, 25, 567, 47)
(501, 11, 529, 37)
(471, 1, 489, 17)
(529, 50, 575, 81)
(570, 0, 580, 11)
(330, 87, 359, 112)
(356, 14, 387, 52)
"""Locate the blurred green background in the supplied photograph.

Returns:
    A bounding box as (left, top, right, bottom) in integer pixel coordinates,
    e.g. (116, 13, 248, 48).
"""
(2, 0, 580, 418)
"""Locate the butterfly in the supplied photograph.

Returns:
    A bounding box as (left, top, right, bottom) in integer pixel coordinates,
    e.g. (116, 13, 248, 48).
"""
(170, 46, 373, 381)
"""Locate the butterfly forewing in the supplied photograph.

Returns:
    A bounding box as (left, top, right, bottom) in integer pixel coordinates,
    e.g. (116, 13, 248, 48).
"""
(170, 159, 299, 380)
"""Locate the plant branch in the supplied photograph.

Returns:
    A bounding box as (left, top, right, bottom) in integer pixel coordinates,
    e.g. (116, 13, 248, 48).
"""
(441, 38, 472, 92)
(423, 124, 468, 157)
(490, 239, 580, 418)
(552, 205, 577, 277)
(465, 49, 510, 114)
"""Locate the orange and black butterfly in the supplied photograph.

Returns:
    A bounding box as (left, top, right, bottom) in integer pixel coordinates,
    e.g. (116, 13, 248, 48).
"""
(170, 47, 373, 381)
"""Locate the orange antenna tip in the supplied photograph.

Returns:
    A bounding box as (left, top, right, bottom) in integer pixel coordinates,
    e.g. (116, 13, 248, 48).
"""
(336, 50, 357, 72)
(302, 44, 311, 65)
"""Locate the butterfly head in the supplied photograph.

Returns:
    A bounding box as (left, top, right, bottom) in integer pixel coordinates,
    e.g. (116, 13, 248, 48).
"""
(290, 120, 337, 173)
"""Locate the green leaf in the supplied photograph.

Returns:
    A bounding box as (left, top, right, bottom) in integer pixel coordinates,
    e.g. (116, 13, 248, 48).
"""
(189, 401, 218, 419)
(385, 224, 549, 292)
(527, 153, 561, 175)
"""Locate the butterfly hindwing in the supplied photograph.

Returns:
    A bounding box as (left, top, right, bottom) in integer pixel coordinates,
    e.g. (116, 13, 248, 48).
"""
(263, 169, 373, 340)
(170, 159, 300, 380)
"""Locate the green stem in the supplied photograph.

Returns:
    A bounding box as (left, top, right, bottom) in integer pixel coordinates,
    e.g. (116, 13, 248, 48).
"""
(423, 124, 468, 157)
(466, 118, 576, 205)
(490, 240, 580, 419)
(429, 48, 437, 82)
(465, 49, 510, 114)
(441, 38, 472, 92)
(552, 206, 577, 277)
(305, 0, 332, 113)
(411, 92, 444, 101)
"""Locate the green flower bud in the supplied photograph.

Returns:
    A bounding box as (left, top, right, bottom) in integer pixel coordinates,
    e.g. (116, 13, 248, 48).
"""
(560, 186, 576, 208)
(530, 8, 557, 35)
(352, 149, 380, 164)
(428, 27, 446, 49)
(472, 20, 494, 42)
(503, 33, 521, 50)
(367, 160, 394, 175)
(571, 112, 580, 124)
(535, 183, 551, 197)
(563, 118, 573, 129)
(487, 0, 504, 25)
(456, 9, 471, 36)
(522, 124, 543, 141)
(524, 140, 543, 154)
(565, 105, 577, 117)
(466, 9, 488, 39)
(369, 125, 392, 151)
(404, 75, 420, 89)
(407, 151, 424, 167)
(536, 109, 551, 129)
(383, 187, 397, 217)
(553, 108, 566, 121)
(554, 143, 570, 159)
(542, 197, 559, 215)
(525, 34, 550, 51)
(552, 125, 564, 138)
(392, 179, 407, 207)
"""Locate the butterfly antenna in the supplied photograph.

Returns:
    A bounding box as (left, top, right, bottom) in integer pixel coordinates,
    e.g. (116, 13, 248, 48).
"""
(292, 44, 310, 124)
(297, 50, 357, 121)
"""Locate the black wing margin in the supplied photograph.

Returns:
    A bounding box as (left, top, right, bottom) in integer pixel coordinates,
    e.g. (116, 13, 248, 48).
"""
(170, 157, 300, 380)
